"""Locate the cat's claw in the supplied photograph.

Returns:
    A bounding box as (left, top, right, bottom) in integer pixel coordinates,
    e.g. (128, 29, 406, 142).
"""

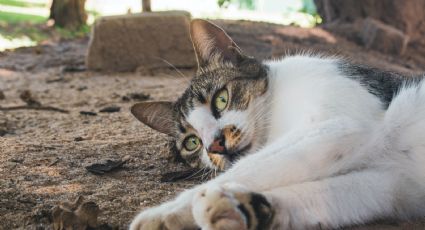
(192, 183, 275, 230)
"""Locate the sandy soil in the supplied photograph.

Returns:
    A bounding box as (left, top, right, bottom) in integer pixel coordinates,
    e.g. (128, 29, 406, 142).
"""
(1, 20, 425, 229)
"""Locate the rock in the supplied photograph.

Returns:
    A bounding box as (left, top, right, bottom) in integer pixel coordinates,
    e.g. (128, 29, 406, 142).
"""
(314, 0, 425, 48)
(86, 11, 197, 72)
(361, 18, 409, 55)
(74, 136, 84, 142)
(0, 91, 5, 100)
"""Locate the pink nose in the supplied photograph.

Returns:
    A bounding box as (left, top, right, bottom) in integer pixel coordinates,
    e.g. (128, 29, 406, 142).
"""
(208, 138, 225, 154)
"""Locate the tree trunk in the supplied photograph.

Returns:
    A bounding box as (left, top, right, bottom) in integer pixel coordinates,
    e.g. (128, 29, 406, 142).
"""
(142, 0, 151, 12)
(50, 0, 87, 29)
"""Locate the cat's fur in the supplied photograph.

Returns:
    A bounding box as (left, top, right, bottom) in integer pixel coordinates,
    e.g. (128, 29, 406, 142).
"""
(129, 19, 425, 230)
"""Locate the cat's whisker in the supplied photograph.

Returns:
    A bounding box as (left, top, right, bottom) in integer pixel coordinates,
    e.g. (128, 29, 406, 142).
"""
(158, 73, 192, 87)
(153, 56, 192, 80)
(201, 168, 211, 182)
(182, 167, 205, 181)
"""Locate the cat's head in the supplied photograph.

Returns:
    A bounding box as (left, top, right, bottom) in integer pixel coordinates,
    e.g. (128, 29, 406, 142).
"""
(131, 19, 269, 170)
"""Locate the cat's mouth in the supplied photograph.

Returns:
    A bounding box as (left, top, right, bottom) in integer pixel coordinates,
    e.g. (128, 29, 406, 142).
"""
(208, 143, 252, 170)
(226, 143, 252, 162)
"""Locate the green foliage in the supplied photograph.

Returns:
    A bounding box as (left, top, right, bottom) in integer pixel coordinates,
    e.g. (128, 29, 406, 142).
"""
(218, 0, 255, 10)
(55, 25, 91, 39)
(0, 0, 93, 46)
(0, 13, 90, 45)
(0, 0, 46, 8)
(0, 25, 48, 43)
(299, 0, 317, 15)
(298, 0, 322, 26)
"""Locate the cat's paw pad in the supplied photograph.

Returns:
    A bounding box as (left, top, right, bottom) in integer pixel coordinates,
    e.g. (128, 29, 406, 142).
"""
(192, 184, 274, 230)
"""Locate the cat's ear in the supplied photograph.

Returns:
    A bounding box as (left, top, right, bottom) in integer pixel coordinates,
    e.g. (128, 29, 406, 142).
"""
(190, 19, 244, 68)
(131, 101, 175, 135)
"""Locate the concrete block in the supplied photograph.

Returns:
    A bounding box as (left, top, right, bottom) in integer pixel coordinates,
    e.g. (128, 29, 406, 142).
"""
(86, 11, 196, 72)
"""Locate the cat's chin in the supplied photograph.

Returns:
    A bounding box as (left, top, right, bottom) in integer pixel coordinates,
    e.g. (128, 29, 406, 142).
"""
(224, 143, 253, 166)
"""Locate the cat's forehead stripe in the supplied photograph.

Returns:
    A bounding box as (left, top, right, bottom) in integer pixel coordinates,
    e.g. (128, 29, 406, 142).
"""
(187, 105, 218, 147)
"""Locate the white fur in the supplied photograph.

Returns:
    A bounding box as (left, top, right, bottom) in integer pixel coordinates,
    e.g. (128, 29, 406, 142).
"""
(130, 55, 425, 230)
(187, 105, 218, 148)
(187, 105, 253, 168)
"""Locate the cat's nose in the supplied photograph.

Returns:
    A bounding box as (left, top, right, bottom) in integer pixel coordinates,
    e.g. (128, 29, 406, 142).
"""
(208, 133, 226, 154)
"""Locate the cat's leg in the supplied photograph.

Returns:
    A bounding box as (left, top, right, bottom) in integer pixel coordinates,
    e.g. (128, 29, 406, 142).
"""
(130, 118, 365, 229)
(192, 169, 422, 230)
(129, 187, 200, 230)
(215, 117, 368, 190)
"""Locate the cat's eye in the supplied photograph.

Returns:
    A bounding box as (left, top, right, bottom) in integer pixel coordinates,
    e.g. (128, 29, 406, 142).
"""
(184, 135, 201, 152)
(214, 89, 229, 112)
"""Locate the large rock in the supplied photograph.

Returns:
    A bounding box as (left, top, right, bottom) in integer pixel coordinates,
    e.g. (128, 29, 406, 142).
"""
(86, 11, 197, 72)
(314, 0, 425, 52)
(361, 18, 409, 55)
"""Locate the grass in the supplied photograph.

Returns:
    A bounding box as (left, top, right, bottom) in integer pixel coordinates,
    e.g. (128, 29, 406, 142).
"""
(0, 11, 46, 24)
(0, 0, 94, 50)
(0, 12, 90, 50)
(0, 0, 47, 8)
(55, 25, 91, 39)
(0, 24, 48, 42)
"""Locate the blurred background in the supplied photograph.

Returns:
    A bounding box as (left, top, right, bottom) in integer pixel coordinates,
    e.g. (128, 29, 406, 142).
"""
(0, 0, 319, 51)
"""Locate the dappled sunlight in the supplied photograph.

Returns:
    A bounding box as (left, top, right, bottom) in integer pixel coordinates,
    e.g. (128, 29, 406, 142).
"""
(0, 68, 16, 77)
(274, 26, 337, 44)
(33, 183, 83, 195)
(0, 33, 36, 51)
(30, 165, 63, 177)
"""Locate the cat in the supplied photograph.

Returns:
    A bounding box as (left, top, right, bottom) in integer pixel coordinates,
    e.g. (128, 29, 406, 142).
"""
(129, 19, 425, 230)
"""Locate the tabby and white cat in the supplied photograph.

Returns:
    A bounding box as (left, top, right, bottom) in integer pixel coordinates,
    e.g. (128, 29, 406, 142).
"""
(129, 19, 425, 230)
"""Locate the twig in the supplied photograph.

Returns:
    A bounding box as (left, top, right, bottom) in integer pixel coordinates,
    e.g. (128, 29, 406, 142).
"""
(0, 105, 69, 113)
(49, 158, 61, 166)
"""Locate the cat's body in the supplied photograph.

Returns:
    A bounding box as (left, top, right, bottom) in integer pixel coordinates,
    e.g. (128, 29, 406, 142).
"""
(129, 20, 425, 230)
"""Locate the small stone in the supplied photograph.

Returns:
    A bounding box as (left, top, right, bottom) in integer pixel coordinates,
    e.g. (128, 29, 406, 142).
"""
(0, 90, 5, 100)
(77, 86, 88, 91)
(74, 137, 84, 142)
(129, 92, 151, 101)
(121, 96, 131, 102)
(0, 129, 7, 136)
(122, 155, 131, 162)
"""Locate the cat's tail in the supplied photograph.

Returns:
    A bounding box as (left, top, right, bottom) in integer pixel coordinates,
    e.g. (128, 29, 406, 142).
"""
(342, 77, 425, 168)
(377, 77, 425, 219)
(384, 77, 425, 131)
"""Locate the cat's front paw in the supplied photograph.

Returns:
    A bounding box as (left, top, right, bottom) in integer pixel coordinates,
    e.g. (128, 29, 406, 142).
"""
(192, 183, 274, 230)
(129, 202, 198, 230)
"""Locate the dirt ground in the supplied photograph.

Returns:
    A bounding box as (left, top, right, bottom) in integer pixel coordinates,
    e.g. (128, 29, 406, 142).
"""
(1, 20, 425, 230)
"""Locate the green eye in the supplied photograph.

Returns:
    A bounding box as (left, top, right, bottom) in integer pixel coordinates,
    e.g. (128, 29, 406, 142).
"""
(214, 89, 229, 112)
(184, 136, 201, 152)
